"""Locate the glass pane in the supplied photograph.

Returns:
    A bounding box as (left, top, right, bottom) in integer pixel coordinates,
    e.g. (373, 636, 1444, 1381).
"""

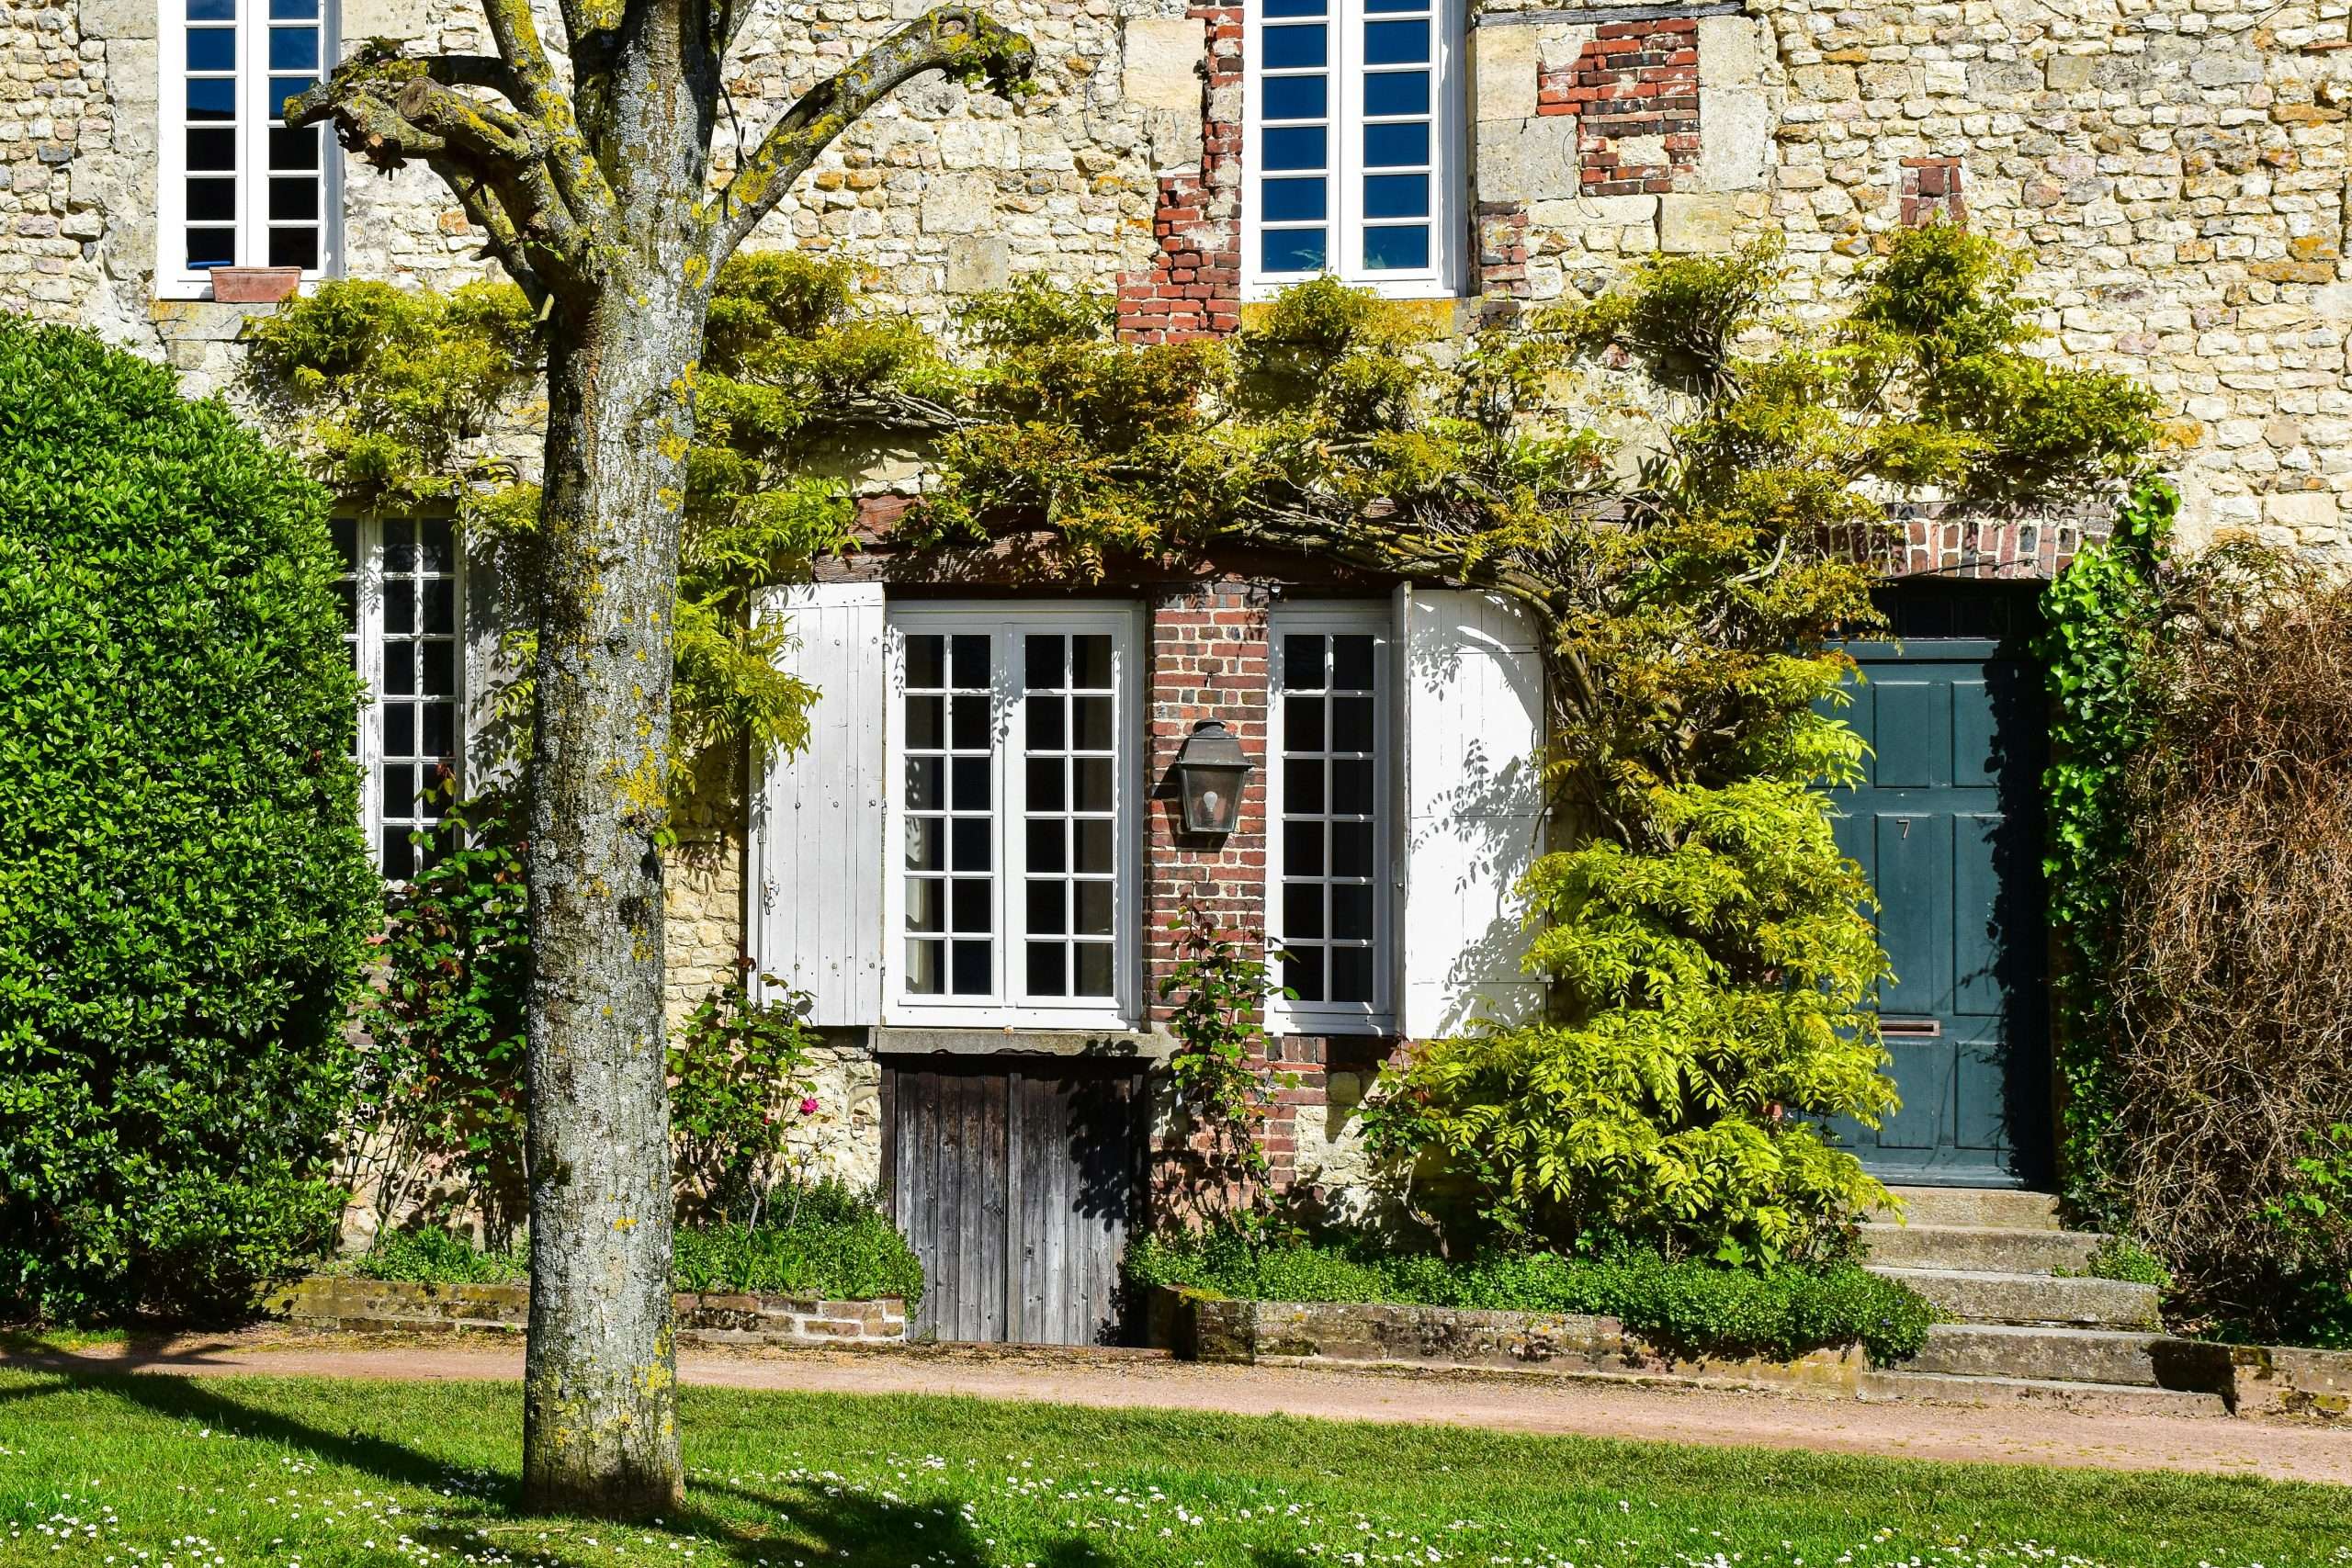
(1332, 694, 1374, 752)
(906, 757, 943, 811)
(951, 692, 989, 750)
(1332, 758, 1373, 816)
(1363, 121, 1429, 168)
(186, 178, 236, 223)
(951, 877, 991, 933)
(906, 939, 944, 996)
(1262, 24, 1328, 71)
(382, 645, 414, 697)
(951, 634, 989, 687)
(1075, 943, 1114, 998)
(1363, 225, 1430, 272)
(269, 125, 319, 171)
(187, 30, 236, 72)
(1075, 819, 1114, 874)
(1026, 756, 1065, 811)
(951, 940, 990, 994)
(269, 29, 320, 72)
(381, 829, 414, 883)
(421, 702, 454, 758)
(186, 228, 237, 269)
(1332, 945, 1373, 1004)
(1333, 884, 1374, 941)
(1363, 174, 1428, 220)
(1363, 70, 1430, 118)
(1075, 880, 1113, 937)
(1027, 819, 1066, 874)
(905, 634, 944, 688)
(187, 77, 236, 119)
(1024, 634, 1062, 690)
(1264, 126, 1328, 172)
(1261, 177, 1327, 224)
(1073, 758, 1113, 813)
(1072, 635, 1113, 688)
(905, 694, 943, 749)
(384, 704, 415, 758)
(1333, 635, 1375, 690)
(266, 77, 316, 124)
(1262, 75, 1327, 120)
(1283, 883, 1323, 940)
(421, 641, 455, 696)
(952, 817, 991, 872)
(1364, 20, 1428, 65)
(1073, 695, 1114, 750)
(187, 0, 235, 17)
(269, 176, 317, 221)
(270, 0, 321, 17)
(1364, 0, 1420, 12)
(267, 226, 321, 270)
(384, 519, 415, 570)
(1264, 0, 1325, 15)
(1331, 820, 1373, 878)
(905, 818, 943, 871)
(1284, 824, 1324, 878)
(188, 128, 237, 171)
(1261, 229, 1326, 274)
(423, 576, 455, 635)
(1025, 693, 1064, 750)
(1027, 881, 1067, 936)
(384, 579, 415, 637)
(1283, 635, 1327, 688)
(952, 755, 990, 808)
(1026, 943, 1066, 998)
(1285, 757, 1325, 816)
(1284, 948, 1325, 1004)
(1283, 693, 1325, 751)
(907, 877, 944, 933)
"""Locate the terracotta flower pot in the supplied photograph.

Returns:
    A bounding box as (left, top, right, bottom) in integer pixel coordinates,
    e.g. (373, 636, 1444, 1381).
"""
(209, 265, 303, 304)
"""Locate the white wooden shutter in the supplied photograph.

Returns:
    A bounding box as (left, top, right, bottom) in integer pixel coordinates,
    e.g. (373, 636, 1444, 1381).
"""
(748, 582, 887, 1026)
(1396, 585, 1547, 1038)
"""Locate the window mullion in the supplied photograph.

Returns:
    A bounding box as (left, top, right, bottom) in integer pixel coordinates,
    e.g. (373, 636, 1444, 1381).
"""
(996, 618, 1020, 1010)
(1335, 0, 1359, 280)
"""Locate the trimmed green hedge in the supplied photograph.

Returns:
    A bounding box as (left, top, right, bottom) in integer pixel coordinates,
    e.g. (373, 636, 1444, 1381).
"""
(345, 1193, 923, 1307)
(1126, 1228, 1937, 1364)
(0, 319, 377, 1323)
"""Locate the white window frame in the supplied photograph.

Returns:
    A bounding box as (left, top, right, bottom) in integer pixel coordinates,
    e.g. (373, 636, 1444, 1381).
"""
(336, 515, 465, 881)
(1242, 0, 1464, 301)
(883, 603, 1143, 1031)
(157, 0, 344, 300)
(1266, 604, 1396, 1035)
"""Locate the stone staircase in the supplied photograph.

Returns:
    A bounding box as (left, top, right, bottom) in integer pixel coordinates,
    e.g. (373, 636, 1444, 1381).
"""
(1858, 1186, 2230, 1416)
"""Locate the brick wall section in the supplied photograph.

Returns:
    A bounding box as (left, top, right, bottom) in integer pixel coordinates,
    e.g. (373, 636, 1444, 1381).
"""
(1834, 514, 2100, 580)
(1538, 18, 1702, 197)
(1476, 200, 1533, 302)
(1116, 7, 1244, 344)
(1901, 157, 1965, 228)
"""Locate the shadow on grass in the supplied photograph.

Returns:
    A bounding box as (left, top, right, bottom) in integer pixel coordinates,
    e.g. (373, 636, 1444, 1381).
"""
(20, 1369, 1119, 1568)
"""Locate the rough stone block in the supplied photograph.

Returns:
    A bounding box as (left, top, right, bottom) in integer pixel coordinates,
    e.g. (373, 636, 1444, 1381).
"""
(1122, 17, 1202, 114)
(1472, 22, 1541, 124)
(1476, 114, 1581, 205)
(1697, 14, 1766, 90)
(2189, 51, 2264, 89)
(921, 171, 994, 235)
(1698, 87, 1770, 191)
(1657, 194, 1742, 254)
(341, 0, 429, 43)
(2265, 490, 2342, 531)
(2044, 53, 2095, 93)
(1792, 64, 1857, 102)
(946, 235, 1011, 294)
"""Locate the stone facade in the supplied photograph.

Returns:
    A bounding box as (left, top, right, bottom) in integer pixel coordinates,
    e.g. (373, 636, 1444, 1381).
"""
(14, 0, 2352, 1240)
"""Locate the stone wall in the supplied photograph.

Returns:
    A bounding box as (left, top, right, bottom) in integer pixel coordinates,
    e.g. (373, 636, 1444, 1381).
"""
(268, 1273, 910, 1345)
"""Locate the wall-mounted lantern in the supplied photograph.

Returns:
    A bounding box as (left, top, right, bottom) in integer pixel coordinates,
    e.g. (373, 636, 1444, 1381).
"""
(1171, 720, 1251, 838)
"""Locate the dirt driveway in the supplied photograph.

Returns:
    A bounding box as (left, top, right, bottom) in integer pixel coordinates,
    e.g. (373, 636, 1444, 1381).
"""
(8, 1329, 2348, 1487)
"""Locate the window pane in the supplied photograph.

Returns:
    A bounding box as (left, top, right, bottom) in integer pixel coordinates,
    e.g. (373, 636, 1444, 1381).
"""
(1363, 70, 1430, 118)
(1332, 758, 1373, 816)
(421, 639, 454, 697)
(1284, 947, 1325, 1004)
(1285, 756, 1325, 815)
(1026, 943, 1067, 998)
(1075, 880, 1114, 938)
(1024, 634, 1063, 690)
(1261, 229, 1326, 274)
(1025, 692, 1065, 750)
(906, 939, 944, 996)
(269, 125, 319, 171)
(1333, 635, 1375, 690)
(187, 77, 236, 119)
(423, 576, 455, 635)
(952, 817, 991, 872)
(1363, 174, 1428, 220)
(1073, 758, 1113, 813)
(1264, 0, 1325, 15)
(1363, 120, 1428, 167)
(1364, 0, 1420, 11)
(905, 634, 944, 688)
(1263, 126, 1327, 172)
(266, 77, 316, 124)
(951, 634, 989, 687)
(952, 692, 989, 750)
(952, 755, 990, 808)
(905, 694, 944, 749)
(907, 877, 944, 933)
(269, 176, 316, 221)
(1363, 225, 1430, 272)
(1332, 694, 1374, 752)
(186, 228, 237, 269)
(1075, 818, 1114, 874)
(267, 226, 321, 271)
(268, 28, 319, 72)
(906, 757, 943, 811)
(1027, 819, 1065, 874)
(187, 30, 236, 72)
(1072, 635, 1113, 689)
(1331, 820, 1373, 877)
(270, 0, 320, 17)
(1283, 635, 1327, 687)
(186, 178, 236, 223)
(1073, 694, 1114, 750)
(1332, 945, 1373, 1004)
(1262, 74, 1327, 121)
(188, 128, 237, 171)
(1284, 825, 1323, 878)
(905, 818, 943, 871)
(1075, 943, 1114, 998)
(1262, 24, 1328, 71)
(1364, 20, 1428, 66)
(1261, 177, 1327, 224)
(951, 940, 990, 995)
(1283, 882, 1324, 940)
(1026, 756, 1065, 812)
(952, 877, 991, 933)
(187, 0, 235, 18)
(1283, 693, 1325, 750)
(1028, 881, 1067, 936)
(1333, 884, 1374, 941)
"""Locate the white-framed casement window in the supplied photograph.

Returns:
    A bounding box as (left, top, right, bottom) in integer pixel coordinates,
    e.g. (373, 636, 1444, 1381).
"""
(1267, 607, 1396, 1033)
(332, 517, 463, 881)
(1243, 0, 1463, 299)
(884, 604, 1141, 1030)
(158, 0, 342, 298)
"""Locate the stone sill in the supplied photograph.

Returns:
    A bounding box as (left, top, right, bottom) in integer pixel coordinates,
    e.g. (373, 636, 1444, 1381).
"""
(875, 1026, 1176, 1060)
(266, 1275, 909, 1347)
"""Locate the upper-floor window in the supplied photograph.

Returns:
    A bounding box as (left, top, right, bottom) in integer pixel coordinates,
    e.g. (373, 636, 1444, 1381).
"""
(1244, 0, 1463, 299)
(333, 517, 463, 880)
(884, 605, 1139, 1030)
(1267, 608, 1395, 1033)
(159, 0, 341, 298)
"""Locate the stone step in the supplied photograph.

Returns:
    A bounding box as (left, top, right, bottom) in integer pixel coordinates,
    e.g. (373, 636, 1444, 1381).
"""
(1858, 1222, 2104, 1275)
(1876, 1186, 2064, 1231)
(1871, 1266, 2161, 1329)
(1858, 1369, 2230, 1419)
(1905, 1322, 2187, 1387)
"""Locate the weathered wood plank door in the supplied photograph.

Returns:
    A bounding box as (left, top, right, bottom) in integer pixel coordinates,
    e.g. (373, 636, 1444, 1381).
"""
(1824, 585, 2052, 1188)
(884, 1055, 1144, 1345)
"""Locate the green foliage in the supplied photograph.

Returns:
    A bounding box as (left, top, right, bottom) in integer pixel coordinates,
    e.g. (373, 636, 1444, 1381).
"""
(2036, 478, 2176, 1226)
(1157, 906, 1290, 1201)
(2078, 1235, 2172, 1291)
(0, 318, 378, 1322)
(668, 968, 822, 1226)
(670, 1193, 925, 1306)
(1125, 1225, 1936, 1363)
(343, 1225, 528, 1286)
(2258, 1125, 2352, 1348)
(356, 784, 530, 1247)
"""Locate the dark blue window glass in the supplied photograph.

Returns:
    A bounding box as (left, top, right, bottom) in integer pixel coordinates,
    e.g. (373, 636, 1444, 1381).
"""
(186, 178, 236, 223)
(187, 0, 234, 18)
(1363, 225, 1430, 271)
(270, 0, 321, 16)
(187, 76, 236, 120)
(1363, 173, 1428, 220)
(1364, 20, 1429, 65)
(1264, 125, 1328, 171)
(1262, 73, 1328, 121)
(1261, 177, 1328, 223)
(1262, 24, 1329, 71)
(1262, 228, 1328, 274)
(186, 227, 236, 268)
(266, 76, 314, 123)
(1363, 70, 1430, 118)
(187, 30, 236, 73)
(1363, 0, 1420, 9)
(1264, 0, 1326, 13)
(269, 29, 320, 72)
(187, 127, 236, 171)
(1363, 120, 1428, 167)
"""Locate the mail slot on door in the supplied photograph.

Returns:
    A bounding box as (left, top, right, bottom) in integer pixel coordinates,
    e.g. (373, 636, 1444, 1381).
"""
(1881, 1016, 1943, 1038)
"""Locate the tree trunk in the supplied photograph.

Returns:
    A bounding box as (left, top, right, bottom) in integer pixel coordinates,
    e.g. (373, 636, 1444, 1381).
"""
(521, 264, 708, 1517)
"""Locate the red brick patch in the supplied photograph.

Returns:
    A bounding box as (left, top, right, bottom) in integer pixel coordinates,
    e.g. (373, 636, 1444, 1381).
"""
(1539, 17, 1702, 197)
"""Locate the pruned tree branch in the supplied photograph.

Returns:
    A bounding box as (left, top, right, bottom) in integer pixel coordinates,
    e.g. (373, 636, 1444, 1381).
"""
(706, 6, 1036, 255)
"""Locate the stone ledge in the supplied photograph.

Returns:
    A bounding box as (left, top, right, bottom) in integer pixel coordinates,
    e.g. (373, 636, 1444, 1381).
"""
(266, 1275, 908, 1348)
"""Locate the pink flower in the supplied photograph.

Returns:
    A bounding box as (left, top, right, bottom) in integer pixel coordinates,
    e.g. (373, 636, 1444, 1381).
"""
(798, 1096, 820, 1117)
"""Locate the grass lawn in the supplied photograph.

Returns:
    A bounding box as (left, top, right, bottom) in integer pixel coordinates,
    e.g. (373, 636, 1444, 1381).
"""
(0, 1371, 2346, 1568)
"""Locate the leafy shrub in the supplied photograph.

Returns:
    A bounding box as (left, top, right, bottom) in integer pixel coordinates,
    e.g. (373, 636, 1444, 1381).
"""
(669, 969, 820, 1226)
(344, 1226, 527, 1286)
(1126, 1226, 1936, 1364)
(0, 319, 378, 1321)
(2078, 1235, 2171, 1291)
(1156, 906, 1289, 1221)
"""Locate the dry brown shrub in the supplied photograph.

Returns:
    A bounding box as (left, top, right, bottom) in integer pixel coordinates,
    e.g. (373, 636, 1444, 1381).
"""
(2105, 546, 2352, 1331)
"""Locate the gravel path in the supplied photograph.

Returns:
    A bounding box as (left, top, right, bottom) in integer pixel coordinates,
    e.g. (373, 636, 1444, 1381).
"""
(8, 1330, 2347, 1487)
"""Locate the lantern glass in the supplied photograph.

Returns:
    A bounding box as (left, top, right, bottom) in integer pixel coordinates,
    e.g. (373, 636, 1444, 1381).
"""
(1172, 720, 1251, 838)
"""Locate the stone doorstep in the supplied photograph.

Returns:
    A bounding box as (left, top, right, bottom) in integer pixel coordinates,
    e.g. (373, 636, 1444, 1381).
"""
(1857, 1222, 2105, 1275)
(1868, 1265, 2162, 1329)
(1859, 1369, 2232, 1419)
(1875, 1187, 2063, 1231)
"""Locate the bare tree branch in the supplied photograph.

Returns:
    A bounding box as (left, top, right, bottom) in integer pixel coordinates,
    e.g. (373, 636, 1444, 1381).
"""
(705, 6, 1035, 255)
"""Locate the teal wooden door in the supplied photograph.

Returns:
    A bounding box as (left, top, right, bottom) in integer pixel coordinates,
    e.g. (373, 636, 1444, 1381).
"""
(1825, 591, 2052, 1187)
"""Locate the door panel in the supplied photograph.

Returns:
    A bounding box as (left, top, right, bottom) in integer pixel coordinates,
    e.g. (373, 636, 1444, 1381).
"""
(1824, 615, 2052, 1187)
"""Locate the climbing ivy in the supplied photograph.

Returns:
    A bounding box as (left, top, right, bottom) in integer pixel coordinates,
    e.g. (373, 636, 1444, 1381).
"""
(2035, 476, 2176, 1225)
